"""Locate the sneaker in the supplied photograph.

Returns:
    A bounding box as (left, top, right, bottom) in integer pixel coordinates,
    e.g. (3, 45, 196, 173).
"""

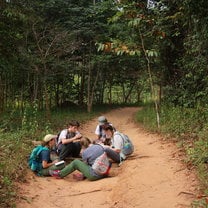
(49, 170, 61, 179)
(72, 173, 85, 181)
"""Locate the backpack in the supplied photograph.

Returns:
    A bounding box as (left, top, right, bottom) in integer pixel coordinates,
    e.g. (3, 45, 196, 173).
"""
(92, 146, 111, 176)
(115, 132, 134, 156)
(28, 145, 48, 172)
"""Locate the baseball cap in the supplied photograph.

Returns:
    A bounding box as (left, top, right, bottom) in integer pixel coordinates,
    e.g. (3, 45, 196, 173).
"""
(98, 116, 107, 125)
(43, 134, 57, 143)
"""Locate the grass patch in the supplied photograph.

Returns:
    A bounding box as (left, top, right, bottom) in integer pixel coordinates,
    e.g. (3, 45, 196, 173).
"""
(0, 131, 30, 207)
(135, 103, 158, 132)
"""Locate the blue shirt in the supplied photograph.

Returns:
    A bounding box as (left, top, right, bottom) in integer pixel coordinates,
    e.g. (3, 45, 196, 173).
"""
(39, 149, 51, 166)
(82, 144, 104, 176)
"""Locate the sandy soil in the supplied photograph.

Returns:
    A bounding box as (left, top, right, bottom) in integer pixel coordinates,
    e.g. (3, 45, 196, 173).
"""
(16, 107, 199, 208)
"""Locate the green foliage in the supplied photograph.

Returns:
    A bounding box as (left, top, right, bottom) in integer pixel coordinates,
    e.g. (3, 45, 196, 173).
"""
(0, 0, 151, 112)
(22, 101, 39, 133)
(192, 198, 208, 208)
(0, 131, 30, 208)
(1, 0, 208, 113)
(159, 0, 208, 109)
(138, 103, 206, 139)
(159, 105, 197, 137)
(186, 138, 208, 165)
(185, 124, 208, 191)
(136, 103, 158, 132)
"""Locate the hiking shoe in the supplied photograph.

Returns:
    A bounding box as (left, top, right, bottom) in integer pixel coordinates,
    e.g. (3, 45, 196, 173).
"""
(49, 170, 61, 179)
(72, 173, 85, 181)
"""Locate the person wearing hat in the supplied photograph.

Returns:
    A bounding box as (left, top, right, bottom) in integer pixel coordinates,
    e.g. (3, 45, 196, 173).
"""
(39, 134, 65, 176)
(94, 116, 115, 145)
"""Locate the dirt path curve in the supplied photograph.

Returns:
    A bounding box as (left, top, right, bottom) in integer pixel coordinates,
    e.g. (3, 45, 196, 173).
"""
(17, 107, 199, 208)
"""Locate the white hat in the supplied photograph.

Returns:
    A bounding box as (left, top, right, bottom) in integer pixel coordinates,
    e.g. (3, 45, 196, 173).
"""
(98, 116, 107, 125)
(43, 134, 57, 143)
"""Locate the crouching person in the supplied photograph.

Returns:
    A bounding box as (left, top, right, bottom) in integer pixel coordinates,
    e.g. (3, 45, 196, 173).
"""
(49, 137, 111, 181)
(102, 124, 134, 164)
(28, 134, 65, 176)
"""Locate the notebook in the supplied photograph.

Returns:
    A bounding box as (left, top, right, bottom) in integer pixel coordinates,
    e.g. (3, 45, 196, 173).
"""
(55, 160, 65, 166)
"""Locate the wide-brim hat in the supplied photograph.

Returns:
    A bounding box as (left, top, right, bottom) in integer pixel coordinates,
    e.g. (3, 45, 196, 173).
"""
(43, 134, 57, 143)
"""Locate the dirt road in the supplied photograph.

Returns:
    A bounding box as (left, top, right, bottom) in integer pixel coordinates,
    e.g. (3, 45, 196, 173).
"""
(17, 107, 199, 208)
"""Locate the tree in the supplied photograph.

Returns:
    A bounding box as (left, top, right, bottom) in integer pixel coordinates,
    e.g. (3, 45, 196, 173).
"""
(97, 0, 165, 127)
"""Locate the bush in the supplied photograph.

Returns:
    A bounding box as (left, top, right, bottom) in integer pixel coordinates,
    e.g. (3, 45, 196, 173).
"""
(0, 131, 31, 207)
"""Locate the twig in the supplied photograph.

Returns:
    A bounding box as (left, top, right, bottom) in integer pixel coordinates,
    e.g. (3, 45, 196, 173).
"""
(178, 191, 195, 196)
(60, 188, 112, 197)
(174, 168, 186, 173)
(127, 155, 150, 160)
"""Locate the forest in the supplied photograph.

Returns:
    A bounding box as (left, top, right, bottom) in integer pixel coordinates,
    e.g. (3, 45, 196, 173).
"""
(1, 0, 208, 113)
(1, 0, 208, 207)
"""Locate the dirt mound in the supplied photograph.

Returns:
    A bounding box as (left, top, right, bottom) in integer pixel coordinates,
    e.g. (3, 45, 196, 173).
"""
(16, 107, 199, 208)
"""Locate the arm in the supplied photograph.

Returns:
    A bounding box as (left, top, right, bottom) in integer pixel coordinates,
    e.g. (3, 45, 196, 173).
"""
(103, 145, 120, 153)
(111, 134, 123, 153)
(112, 147, 121, 153)
(59, 129, 82, 144)
(81, 149, 89, 164)
(42, 160, 56, 168)
(41, 150, 58, 169)
(61, 134, 82, 144)
(94, 125, 102, 139)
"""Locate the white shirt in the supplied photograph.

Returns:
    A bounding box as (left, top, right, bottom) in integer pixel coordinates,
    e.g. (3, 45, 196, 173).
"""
(112, 131, 123, 151)
(95, 125, 105, 138)
(57, 129, 81, 145)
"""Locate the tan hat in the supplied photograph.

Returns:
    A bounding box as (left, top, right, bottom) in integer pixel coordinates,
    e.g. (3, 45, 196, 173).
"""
(43, 134, 57, 143)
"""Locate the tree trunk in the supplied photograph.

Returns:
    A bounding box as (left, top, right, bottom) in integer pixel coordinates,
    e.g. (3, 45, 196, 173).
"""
(139, 30, 160, 128)
(86, 41, 100, 113)
(124, 80, 136, 103)
(0, 76, 4, 112)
